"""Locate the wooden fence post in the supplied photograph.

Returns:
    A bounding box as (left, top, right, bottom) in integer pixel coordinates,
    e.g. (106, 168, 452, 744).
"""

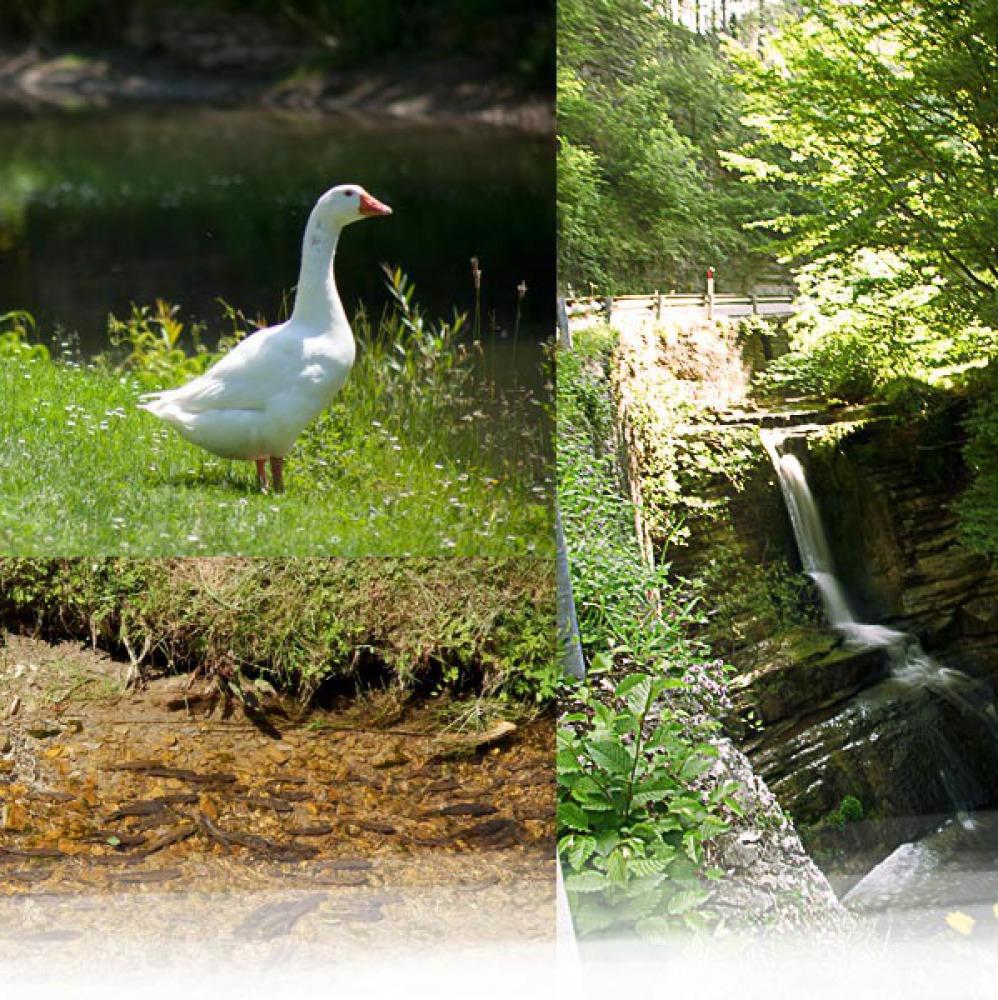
(603, 295, 614, 325)
(655, 290, 662, 321)
(557, 296, 572, 347)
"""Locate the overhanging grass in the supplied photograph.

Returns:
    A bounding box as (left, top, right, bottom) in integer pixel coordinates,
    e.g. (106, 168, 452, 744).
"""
(0, 302, 552, 556)
(0, 557, 558, 704)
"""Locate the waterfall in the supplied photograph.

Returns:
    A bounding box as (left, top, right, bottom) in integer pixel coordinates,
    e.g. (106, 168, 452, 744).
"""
(761, 427, 998, 821)
(760, 429, 905, 650)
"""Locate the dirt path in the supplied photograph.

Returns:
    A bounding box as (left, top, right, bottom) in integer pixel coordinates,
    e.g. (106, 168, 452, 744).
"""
(0, 634, 554, 968)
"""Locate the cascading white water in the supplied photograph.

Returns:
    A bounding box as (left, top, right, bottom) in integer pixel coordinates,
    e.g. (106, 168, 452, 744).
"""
(760, 429, 906, 650)
(761, 427, 998, 823)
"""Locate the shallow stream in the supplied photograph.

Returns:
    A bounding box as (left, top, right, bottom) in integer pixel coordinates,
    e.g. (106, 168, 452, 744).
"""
(0, 635, 554, 955)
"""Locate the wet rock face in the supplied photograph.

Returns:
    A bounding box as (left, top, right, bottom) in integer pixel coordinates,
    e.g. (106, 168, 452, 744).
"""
(732, 629, 889, 728)
(751, 675, 998, 828)
(708, 415, 998, 880)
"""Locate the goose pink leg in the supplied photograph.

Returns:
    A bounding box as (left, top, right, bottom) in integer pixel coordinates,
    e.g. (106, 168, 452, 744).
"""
(270, 456, 284, 494)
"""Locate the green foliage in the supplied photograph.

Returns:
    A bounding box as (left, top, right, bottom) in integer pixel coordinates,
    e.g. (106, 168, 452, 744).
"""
(698, 539, 819, 651)
(0, 557, 556, 705)
(105, 299, 218, 389)
(557, 332, 674, 655)
(559, 674, 732, 937)
(557, 137, 607, 292)
(754, 252, 998, 403)
(558, 328, 737, 936)
(557, 0, 779, 294)
(0, 311, 48, 362)
(879, 377, 948, 424)
(957, 361, 998, 555)
(733, 0, 998, 326)
(823, 794, 864, 831)
(732, 0, 998, 562)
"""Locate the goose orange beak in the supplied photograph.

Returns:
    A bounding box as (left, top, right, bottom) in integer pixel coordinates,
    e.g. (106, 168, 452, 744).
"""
(360, 192, 392, 217)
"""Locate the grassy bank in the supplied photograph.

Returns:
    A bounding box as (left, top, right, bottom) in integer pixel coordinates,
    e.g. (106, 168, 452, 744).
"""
(0, 284, 551, 556)
(0, 557, 558, 706)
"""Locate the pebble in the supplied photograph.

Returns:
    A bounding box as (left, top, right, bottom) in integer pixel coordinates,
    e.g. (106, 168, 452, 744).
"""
(263, 744, 291, 765)
(429, 802, 497, 818)
(424, 778, 460, 793)
(106, 868, 183, 883)
(351, 819, 396, 835)
(371, 746, 409, 769)
(313, 870, 369, 887)
(8, 869, 50, 883)
(286, 824, 334, 837)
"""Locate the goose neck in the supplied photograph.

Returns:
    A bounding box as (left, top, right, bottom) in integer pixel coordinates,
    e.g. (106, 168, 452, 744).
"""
(290, 218, 347, 331)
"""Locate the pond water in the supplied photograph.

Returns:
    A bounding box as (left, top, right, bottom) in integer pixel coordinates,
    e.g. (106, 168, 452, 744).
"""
(0, 108, 554, 381)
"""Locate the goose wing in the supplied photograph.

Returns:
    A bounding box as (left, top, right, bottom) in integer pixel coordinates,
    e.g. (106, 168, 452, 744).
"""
(142, 324, 303, 414)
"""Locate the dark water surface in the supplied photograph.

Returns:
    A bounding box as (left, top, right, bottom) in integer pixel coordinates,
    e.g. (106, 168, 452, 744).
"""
(0, 108, 554, 373)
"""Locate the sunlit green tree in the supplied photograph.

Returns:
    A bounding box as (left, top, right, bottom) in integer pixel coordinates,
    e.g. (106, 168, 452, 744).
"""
(558, 0, 775, 293)
(734, 0, 998, 324)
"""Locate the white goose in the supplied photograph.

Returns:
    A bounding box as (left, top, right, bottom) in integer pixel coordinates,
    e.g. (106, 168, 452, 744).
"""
(139, 183, 392, 492)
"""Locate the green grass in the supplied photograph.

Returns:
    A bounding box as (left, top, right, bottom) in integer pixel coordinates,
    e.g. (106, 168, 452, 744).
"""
(0, 285, 552, 556)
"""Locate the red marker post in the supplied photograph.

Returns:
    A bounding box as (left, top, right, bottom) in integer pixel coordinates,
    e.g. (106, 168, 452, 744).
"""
(706, 266, 715, 320)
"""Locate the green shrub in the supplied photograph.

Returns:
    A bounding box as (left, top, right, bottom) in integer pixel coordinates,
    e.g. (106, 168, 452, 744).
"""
(103, 299, 218, 389)
(0, 311, 48, 362)
(559, 672, 736, 937)
(824, 794, 864, 830)
(880, 376, 945, 421)
(558, 328, 738, 936)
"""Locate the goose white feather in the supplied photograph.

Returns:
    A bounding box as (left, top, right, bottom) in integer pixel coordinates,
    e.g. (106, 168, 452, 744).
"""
(138, 183, 391, 492)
